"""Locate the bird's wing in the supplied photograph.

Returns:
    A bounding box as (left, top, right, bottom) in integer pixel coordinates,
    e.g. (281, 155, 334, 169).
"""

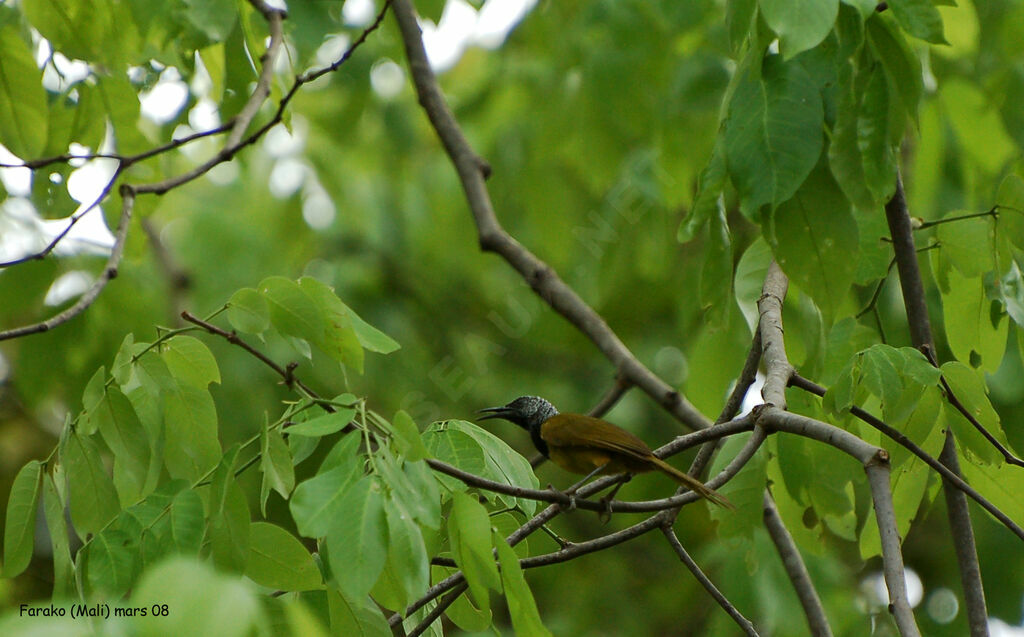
(542, 414, 654, 460)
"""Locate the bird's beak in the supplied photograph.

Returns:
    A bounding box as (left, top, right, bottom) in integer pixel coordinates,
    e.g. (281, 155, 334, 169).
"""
(476, 406, 510, 421)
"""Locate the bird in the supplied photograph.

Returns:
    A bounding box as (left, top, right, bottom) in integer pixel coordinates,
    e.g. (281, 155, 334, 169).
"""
(478, 395, 732, 509)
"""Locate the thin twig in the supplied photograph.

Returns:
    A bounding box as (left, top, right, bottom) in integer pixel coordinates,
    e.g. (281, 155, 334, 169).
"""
(788, 374, 1024, 541)
(661, 525, 759, 636)
(0, 165, 123, 268)
(763, 492, 833, 637)
(0, 184, 134, 341)
(390, 0, 710, 432)
(884, 173, 989, 636)
(587, 374, 633, 418)
(939, 373, 1024, 468)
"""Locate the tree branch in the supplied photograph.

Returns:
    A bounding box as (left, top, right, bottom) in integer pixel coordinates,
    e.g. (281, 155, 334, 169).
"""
(757, 407, 920, 637)
(661, 525, 760, 637)
(884, 173, 989, 636)
(390, 0, 709, 432)
(763, 492, 833, 637)
(0, 184, 133, 341)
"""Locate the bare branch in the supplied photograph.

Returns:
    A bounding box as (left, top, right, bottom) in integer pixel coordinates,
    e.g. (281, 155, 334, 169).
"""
(757, 407, 920, 636)
(757, 262, 793, 408)
(885, 173, 989, 636)
(390, 0, 709, 431)
(661, 525, 759, 637)
(763, 492, 833, 637)
(0, 184, 133, 341)
(587, 374, 633, 418)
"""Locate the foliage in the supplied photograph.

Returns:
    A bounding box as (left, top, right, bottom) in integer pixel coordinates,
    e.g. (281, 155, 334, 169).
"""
(0, 0, 1023, 636)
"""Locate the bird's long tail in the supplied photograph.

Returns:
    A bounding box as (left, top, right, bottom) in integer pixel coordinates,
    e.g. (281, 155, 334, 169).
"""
(649, 456, 734, 509)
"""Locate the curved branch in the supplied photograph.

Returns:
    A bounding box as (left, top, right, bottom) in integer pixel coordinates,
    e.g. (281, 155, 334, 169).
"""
(0, 183, 133, 341)
(757, 407, 919, 636)
(390, 0, 709, 432)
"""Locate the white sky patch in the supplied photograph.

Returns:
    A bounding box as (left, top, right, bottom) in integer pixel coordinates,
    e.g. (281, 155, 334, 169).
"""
(472, 0, 536, 48)
(421, 0, 478, 72)
(370, 59, 405, 99)
(0, 145, 31, 196)
(44, 270, 94, 306)
(342, 0, 377, 26)
(263, 119, 307, 158)
(140, 68, 189, 124)
(269, 157, 308, 198)
(302, 184, 336, 229)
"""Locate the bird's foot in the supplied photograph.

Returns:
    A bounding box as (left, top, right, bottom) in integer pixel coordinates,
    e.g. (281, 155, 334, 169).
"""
(598, 495, 614, 524)
(547, 483, 576, 511)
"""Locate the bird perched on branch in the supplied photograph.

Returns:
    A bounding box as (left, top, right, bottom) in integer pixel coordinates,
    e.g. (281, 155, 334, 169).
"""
(478, 395, 732, 509)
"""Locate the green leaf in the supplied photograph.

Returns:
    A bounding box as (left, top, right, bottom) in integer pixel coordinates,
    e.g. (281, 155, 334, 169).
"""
(44, 81, 105, 157)
(287, 408, 356, 437)
(866, 14, 922, 127)
(860, 345, 903, 409)
(209, 477, 251, 573)
(829, 69, 877, 212)
(327, 587, 392, 637)
(940, 362, 1007, 465)
(940, 77, 1017, 173)
(448, 492, 501, 613)
(725, 55, 824, 217)
(770, 159, 859, 324)
(494, 531, 552, 637)
(42, 474, 74, 597)
(941, 270, 1007, 372)
(389, 410, 430, 462)
(3, 460, 42, 577)
(259, 276, 329, 359)
(699, 204, 734, 326)
(63, 432, 120, 538)
(290, 463, 362, 538)
(326, 477, 388, 600)
(338, 301, 401, 355)
(183, 0, 237, 41)
(935, 213, 995, 278)
(856, 65, 898, 203)
(735, 237, 774, 331)
(0, 26, 47, 159)
(162, 380, 222, 481)
(680, 141, 726, 242)
(246, 522, 322, 592)
(163, 335, 221, 388)
(425, 420, 539, 514)
(888, 0, 947, 44)
(132, 558, 263, 637)
(228, 287, 271, 335)
(380, 499, 430, 609)
(259, 423, 294, 508)
(23, 0, 139, 67)
(298, 276, 368, 372)
(996, 174, 1024, 253)
(709, 433, 768, 538)
(96, 73, 148, 155)
(83, 529, 137, 596)
(91, 386, 151, 504)
(169, 489, 205, 555)
(760, 0, 839, 59)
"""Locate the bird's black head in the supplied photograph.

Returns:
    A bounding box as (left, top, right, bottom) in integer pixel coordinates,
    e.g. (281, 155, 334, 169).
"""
(477, 395, 558, 432)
